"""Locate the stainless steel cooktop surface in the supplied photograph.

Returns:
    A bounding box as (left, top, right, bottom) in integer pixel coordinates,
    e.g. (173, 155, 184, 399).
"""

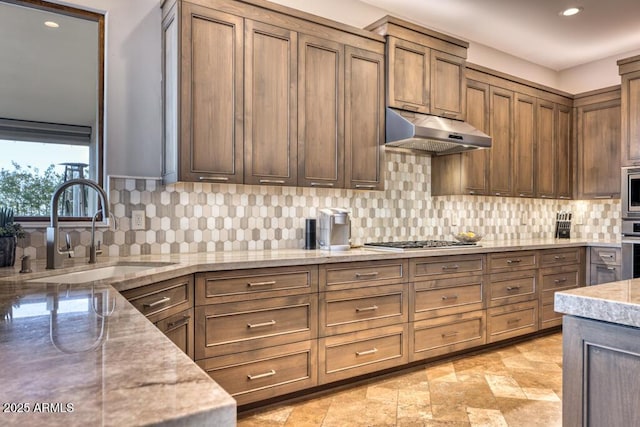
(364, 240, 478, 252)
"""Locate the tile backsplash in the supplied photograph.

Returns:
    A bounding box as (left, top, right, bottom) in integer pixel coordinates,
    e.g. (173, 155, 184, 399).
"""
(17, 152, 621, 260)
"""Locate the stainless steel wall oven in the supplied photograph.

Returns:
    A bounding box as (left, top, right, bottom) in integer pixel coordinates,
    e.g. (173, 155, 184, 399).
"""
(622, 220, 640, 279)
(622, 167, 640, 219)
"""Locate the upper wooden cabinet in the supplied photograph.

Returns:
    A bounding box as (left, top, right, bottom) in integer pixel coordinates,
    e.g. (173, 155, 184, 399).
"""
(619, 55, 640, 167)
(574, 87, 621, 199)
(489, 86, 514, 196)
(535, 100, 555, 198)
(513, 93, 536, 198)
(556, 105, 572, 199)
(161, 0, 385, 189)
(367, 16, 468, 121)
(163, 3, 244, 184)
(244, 21, 298, 186)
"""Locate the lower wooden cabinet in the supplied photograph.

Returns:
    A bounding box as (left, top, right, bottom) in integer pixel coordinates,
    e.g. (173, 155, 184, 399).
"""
(588, 246, 621, 285)
(155, 308, 194, 359)
(539, 264, 580, 329)
(197, 340, 317, 406)
(411, 310, 485, 361)
(487, 300, 538, 343)
(318, 324, 408, 384)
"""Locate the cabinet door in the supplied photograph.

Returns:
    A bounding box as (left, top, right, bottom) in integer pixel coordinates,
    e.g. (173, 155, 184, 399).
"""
(556, 105, 572, 199)
(536, 100, 556, 198)
(345, 46, 385, 190)
(577, 99, 621, 199)
(386, 37, 430, 113)
(513, 93, 536, 197)
(180, 4, 244, 183)
(489, 87, 514, 196)
(621, 70, 640, 167)
(298, 34, 344, 188)
(244, 20, 297, 186)
(461, 80, 490, 195)
(430, 50, 465, 120)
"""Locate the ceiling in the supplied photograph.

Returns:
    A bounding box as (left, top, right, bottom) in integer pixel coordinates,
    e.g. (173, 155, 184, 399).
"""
(360, 0, 640, 71)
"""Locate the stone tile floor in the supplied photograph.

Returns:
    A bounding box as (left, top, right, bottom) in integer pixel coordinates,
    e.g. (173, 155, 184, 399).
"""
(238, 333, 563, 426)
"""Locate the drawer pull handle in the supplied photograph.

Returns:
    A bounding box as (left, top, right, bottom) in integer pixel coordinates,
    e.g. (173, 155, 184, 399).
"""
(507, 259, 522, 264)
(507, 318, 521, 324)
(247, 280, 277, 288)
(355, 272, 379, 279)
(356, 305, 379, 312)
(144, 296, 171, 308)
(247, 369, 276, 380)
(442, 332, 459, 338)
(402, 104, 420, 111)
(506, 286, 521, 291)
(310, 182, 335, 187)
(199, 176, 229, 182)
(355, 184, 376, 189)
(554, 278, 568, 284)
(355, 348, 378, 356)
(167, 315, 191, 329)
(602, 254, 614, 258)
(607, 267, 616, 271)
(259, 179, 285, 184)
(247, 320, 276, 329)
(554, 255, 566, 260)
(442, 265, 459, 270)
(441, 295, 458, 301)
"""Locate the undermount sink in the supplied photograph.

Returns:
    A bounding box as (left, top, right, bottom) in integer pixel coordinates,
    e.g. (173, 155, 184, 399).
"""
(27, 262, 175, 284)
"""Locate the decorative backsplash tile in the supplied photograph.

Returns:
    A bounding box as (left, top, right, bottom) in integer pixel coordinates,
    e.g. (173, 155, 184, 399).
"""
(17, 152, 621, 260)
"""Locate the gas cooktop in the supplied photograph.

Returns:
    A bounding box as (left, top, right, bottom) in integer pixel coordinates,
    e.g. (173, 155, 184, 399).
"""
(364, 240, 479, 252)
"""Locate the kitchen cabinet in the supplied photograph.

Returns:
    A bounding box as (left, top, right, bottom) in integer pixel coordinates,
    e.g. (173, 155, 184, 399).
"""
(538, 247, 584, 329)
(162, 0, 385, 189)
(536, 100, 555, 198)
(574, 87, 621, 199)
(162, 2, 244, 184)
(194, 265, 319, 405)
(431, 79, 490, 196)
(513, 93, 536, 197)
(556, 104, 572, 199)
(345, 46, 385, 190)
(121, 274, 195, 358)
(588, 246, 621, 285)
(563, 315, 640, 427)
(367, 16, 468, 120)
(489, 86, 514, 196)
(244, 20, 298, 186)
(297, 34, 344, 188)
(618, 55, 640, 167)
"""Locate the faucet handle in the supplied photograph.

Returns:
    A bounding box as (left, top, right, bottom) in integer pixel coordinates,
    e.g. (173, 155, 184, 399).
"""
(64, 233, 74, 258)
(96, 240, 103, 255)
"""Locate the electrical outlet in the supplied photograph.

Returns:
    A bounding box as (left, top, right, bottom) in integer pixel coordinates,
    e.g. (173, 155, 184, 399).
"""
(132, 210, 145, 230)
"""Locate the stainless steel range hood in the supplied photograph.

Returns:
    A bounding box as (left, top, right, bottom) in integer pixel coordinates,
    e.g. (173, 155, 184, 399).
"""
(386, 107, 491, 155)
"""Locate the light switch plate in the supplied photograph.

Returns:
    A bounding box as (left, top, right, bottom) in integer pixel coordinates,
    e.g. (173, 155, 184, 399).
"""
(132, 210, 145, 230)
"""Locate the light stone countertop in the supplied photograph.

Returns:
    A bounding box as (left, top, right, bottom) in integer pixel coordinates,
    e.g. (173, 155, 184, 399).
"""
(555, 280, 640, 329)
(0, 237, 621, 425)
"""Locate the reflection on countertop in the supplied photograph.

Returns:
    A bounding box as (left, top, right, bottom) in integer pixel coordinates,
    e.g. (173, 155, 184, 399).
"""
(0, 282, 235, 426)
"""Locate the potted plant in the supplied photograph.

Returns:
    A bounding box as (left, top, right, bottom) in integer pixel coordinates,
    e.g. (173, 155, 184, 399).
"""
(0, 207, 25, 267)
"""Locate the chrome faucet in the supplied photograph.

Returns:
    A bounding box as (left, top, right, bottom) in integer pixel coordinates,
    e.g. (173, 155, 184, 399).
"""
(47, 178, 110, 269)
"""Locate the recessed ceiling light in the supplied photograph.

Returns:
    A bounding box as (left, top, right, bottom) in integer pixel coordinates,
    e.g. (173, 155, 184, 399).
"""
(44, 21, 59, 28)
(559, 7, 583, 17)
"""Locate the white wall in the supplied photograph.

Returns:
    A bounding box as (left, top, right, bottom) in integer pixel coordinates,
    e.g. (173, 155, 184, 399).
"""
(55, 0, 633, 178)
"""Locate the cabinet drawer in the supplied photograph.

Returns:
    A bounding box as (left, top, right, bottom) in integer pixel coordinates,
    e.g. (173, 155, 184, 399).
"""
(487, 301, 538, 343)
(540, 248, 581, 267)
(410, 254, 485, 280)
(489, 251, 537, 272)
(195, 266, 318, 304)
(320, 284, 407, 336)
(319, 324, 408, 384)
(411, 275, 484, 321)
(155, 308, 194, 360)
(589, 263, 621, 285)
(541, 265, 579, 290)
(488, 270, 537, 307)
(590, 246, 621, 265)
(411, 310, 486, 361)
(194, 294, 317, 359)
(320, 260, 408, 291)
(122, 275, 193, 323)
(197, 340, 316, 406)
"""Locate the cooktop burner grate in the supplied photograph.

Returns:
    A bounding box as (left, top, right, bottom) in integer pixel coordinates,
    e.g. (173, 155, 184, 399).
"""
(364, 240, 478, 252)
